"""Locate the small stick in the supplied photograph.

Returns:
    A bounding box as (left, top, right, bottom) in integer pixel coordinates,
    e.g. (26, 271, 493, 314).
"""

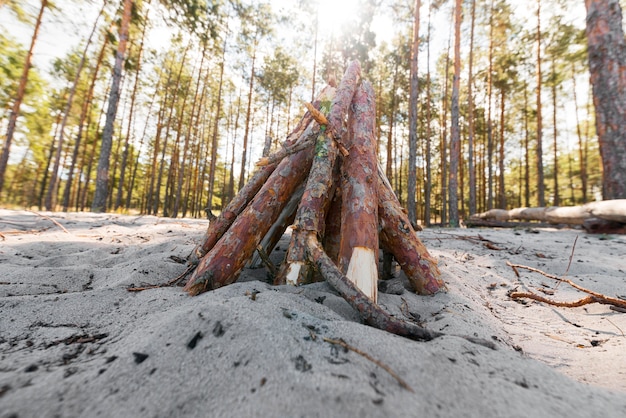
(506, 262, 626, 309)
(127, 265, 194, 292)
(256, 136, 315, 167)
(605, 318, 625, 337)
(255, 244, 277, 278)
(323, 337, 414, 392)
(556, 235, 578, 290)
(26, 210, 70, 234)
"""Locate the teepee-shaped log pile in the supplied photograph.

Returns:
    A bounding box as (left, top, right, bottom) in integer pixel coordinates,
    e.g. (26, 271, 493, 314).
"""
(184, 61, 447, 341)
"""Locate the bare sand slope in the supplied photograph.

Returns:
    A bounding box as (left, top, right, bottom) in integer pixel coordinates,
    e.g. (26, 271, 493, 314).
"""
(1, 209, 625, 417)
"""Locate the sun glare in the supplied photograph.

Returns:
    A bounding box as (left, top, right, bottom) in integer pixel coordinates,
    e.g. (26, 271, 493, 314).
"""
(316, 0, 360, 34)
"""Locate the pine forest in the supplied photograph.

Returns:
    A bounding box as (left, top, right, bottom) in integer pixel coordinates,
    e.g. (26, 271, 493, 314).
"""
(1, 0, 625, 226)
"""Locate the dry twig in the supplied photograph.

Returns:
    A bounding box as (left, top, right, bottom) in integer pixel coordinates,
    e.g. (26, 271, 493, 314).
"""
(127, 265, 194, 292)
(25, 210, 70, 234)
(506, 261, 626, 310)
(323, 337, 414, 392)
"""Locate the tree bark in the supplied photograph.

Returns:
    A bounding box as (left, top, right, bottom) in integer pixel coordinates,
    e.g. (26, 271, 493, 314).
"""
(378, 165, 445, 295)
(92, 0, 133, 212)
(449, 0, 462, 226)
(407, 0, 421, 225)
(0, 0, 47, 197)
(339, 80, 378, 302)
(184, 125, 319, 294)
(535, 0, 546, 207)
(468, 0, 477, 216)
(585, 0, 626, 199)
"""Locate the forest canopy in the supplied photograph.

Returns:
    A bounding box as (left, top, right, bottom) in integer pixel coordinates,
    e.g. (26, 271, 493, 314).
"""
(0, 0, 623, 224)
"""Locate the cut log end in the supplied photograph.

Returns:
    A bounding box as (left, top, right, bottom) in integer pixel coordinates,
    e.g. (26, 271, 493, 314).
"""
(345, 247, 379, 303)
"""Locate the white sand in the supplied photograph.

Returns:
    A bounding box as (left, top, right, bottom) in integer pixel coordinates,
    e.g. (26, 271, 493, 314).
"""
(1, 209, 625, 417)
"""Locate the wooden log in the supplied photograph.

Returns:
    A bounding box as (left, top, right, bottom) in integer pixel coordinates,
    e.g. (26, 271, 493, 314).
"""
(338, 80, 379, 302)
(188, 98, 319, 265)
(184, 115, 323, 295)
(306, 233, 496, 349)
(544, 206, 591, 225)
(276, 86, 338, 285)
(583, 217, 626, 234)
(249, 182, 304, 269)
(584, 199, 626, 223)
(377, 165, 446, 295)
(278, 62, 361, 287)
(188, 163, 276, 265)
(321, 159, 343, 265)
(327, 60, 362, 154)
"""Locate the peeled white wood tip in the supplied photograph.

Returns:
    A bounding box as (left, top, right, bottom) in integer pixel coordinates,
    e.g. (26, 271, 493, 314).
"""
(346, 247, 378, 303)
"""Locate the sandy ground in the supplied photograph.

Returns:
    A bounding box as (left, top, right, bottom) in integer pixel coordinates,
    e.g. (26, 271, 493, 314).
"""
(1, 209, 625, 417)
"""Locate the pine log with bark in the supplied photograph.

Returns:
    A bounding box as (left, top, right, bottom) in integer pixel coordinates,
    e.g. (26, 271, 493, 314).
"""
(184, 119, 321, 294)
(339, 80, 380, 302)
(377, 165, 446, 295)
(277, 86, 337, 285)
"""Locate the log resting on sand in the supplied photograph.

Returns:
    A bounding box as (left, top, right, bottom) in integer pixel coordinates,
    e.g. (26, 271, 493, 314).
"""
(468, 200, 626, 234)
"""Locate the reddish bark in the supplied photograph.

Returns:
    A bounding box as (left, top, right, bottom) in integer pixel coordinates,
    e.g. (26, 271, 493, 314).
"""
(585, 0, 626, 199)
(321, 160, 343, 265)
(338, 80, 379, 277)
(188, 94, 321, 265)
(378, 166, 446, 295)
(184, 121, 320, 295)
(306, 233, 495, 349)
(276, 87, 338, 285)
(327, 60, 361, 151)
(188, 163, 277, 265)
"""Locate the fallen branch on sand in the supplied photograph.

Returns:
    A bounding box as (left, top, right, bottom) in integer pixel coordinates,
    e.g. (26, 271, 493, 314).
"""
(506, 261, 626, 311)
(323, 337, 414, 392)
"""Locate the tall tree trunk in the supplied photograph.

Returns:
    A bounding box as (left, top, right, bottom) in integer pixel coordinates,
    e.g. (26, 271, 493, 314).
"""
(584, 0, 626, 199)
(468, 0, 476, 216)
(0, 0, 47, 197)
(449, 0, 462, 226)
(116, 8, 148, 211)
(424, 3, 433, 227)
(62, 24, 110, 212)
(572, 62, 588, 203)
(46, 0, 106, 211)
(486, 0, 494, 210)
(385, 56, 398, 181)
(92, 0, 133, 213)
(498, 90, 506, 208)
(523, 82, 530, 207)
(207, 45, 227, 211)
(153, 45, 190, 215)
(173, 48, 206, 218)
(535, 0, 546, 207)
(551, 55, 559, 206)
(441, 32, 451, 225)
(407, 0, 420, 224)
(239, 46, 257, 190)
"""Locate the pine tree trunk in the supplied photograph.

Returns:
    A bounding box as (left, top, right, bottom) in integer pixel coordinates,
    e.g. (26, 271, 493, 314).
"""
(239, 48, 257, 191)
(468, 0, 477, 216)
(407, 0, 420, 225)
(535, 0, 546, 207)
(0, 0, 47, 196)
(448, 0, 462, 226)
(585, 0, 626, 199)
(207, 48, 226, 211)
(92, 0, 132, 212)
(572, 62, 588, 203)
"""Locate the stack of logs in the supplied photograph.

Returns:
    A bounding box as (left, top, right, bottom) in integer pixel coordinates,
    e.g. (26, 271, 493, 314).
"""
(182, 60, 449, 342)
